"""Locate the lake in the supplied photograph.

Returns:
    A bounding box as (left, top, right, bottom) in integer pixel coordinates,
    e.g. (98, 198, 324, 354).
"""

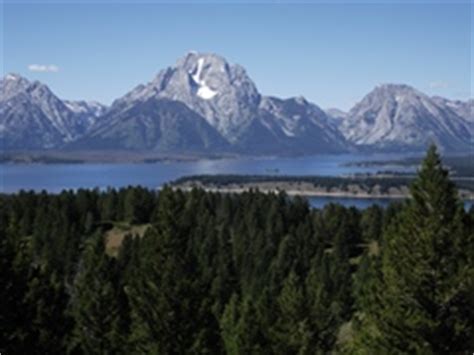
(1, 153, 418, 192)
(2, 152, 471, 209)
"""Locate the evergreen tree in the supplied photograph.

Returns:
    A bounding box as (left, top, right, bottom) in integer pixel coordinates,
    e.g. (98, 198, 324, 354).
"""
(24, 265, 71, 353)
(126, 228, 163, 353)
(128, 187, 200, 353)
(220, 294, 266, 355)
(271, 270, 311, 354)
(305, 253, 343, 352)
(220, 293, 241, 355)
(100, 188, 118, 221)
(2, 172, 471, 353)
(70, 233, 122, 354)
(352, 145, 474, 353)
(123, 187, 154, 224)
(0, 214, 30, 353)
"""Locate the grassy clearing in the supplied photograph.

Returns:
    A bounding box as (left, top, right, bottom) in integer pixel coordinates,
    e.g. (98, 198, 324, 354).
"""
(368, 240, 380, 256)
(104, 223, 151, 256)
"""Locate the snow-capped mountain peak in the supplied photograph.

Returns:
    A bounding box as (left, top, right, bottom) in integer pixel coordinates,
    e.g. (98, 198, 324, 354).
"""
(5, 73, 22, 81)
(112, 51, 261, 141)
(1, 73, 33, 101)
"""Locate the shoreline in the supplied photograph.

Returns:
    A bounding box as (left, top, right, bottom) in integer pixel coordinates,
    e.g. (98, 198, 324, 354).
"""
(172, 178, 474, 201)
(175, 185, 410, 199)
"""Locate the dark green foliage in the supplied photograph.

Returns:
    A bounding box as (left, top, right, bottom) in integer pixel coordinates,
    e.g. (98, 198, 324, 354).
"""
(220, 294, 267, 354)
(128, 187, 203, 353)
(351, 145, 474, 353)
(70, 233, 122, 354)
(0, 146, 472, 353)
(123, 186, 154, 224)
(24, 265, 71, 353)
(271, 271, 311, 354)
(0, 208, 31, 353)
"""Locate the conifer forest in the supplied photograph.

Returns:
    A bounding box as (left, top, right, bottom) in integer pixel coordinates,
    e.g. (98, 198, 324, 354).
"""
(1, 146, 473, 354)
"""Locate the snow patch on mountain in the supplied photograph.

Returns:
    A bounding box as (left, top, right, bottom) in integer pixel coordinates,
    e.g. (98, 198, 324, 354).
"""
(2, 57, 471, 154)
(190, 57, 218, 100)
(5, 74, 19, 81)
(281, 126, 296, 137)
(64, 100, 107, 117)
(197, 86, 218, 100)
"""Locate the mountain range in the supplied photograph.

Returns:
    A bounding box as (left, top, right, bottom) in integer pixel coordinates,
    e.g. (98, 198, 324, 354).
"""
(1, 52, 472, 155)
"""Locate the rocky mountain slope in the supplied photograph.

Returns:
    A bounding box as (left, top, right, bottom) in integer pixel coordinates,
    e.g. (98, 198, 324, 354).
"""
(63, 100, 107, 132)
(1, 53, 472, 154)
(111, 52, 261, 143)
(0, 74, 97, 149)
(99, 52, 347, 154)
(339, 84, 471, 152)
(70, 98, 229, 152)
(432, 97, 473, 123)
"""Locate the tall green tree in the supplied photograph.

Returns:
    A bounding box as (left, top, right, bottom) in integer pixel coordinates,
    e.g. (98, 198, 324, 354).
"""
(352, 145, 474, 353)
(220, 294, 267, 355)
(24, 265, 71, 353)
(271, 270, 311, 354)
(0, 213, 30, 354)
(70, 233, 122, 355)
(128, 187, 200, 353)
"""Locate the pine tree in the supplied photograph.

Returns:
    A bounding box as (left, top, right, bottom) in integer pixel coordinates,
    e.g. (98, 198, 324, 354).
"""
(0, 214, 30, 353)
(100, 188, 118, 222)
(123, 187, 154, 224)
(220, 293, 241, 355)
(352, 145, 474, 353)
(128, 187, 200, 353)
(113, 234, 135, 352)
(70, 233, 121, 354)
(126, 229, 163, 353)
(124, 188, 140, 224)
(271, 270, 311, 354)
(305, 253, 343, 352)
(24, 265, 71, 353)
(220, 294, 266, 355)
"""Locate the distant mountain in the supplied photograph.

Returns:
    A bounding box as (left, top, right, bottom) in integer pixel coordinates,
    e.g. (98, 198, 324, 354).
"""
(325, 108, 348, 128)
(71, 98, 229, 152)
(253, 96, 348, 154)
(63, 100, 107, 132)
(339, 84, 471, 152)
(111, 52, 261, 142)
(326, 108, 348, 119)
(0, 74, 95, 149)
(102, 52, 347, 154)
(431, 97, 473, 122)
(1, 55, 472, 155)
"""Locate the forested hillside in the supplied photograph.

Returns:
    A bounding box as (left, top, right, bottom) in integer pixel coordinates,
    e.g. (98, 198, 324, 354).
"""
(1, 146, 473, 353)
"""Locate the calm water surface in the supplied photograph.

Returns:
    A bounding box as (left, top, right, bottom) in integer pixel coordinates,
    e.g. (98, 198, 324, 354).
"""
(307, 196, 472, 210)
(3, 152, 470, 209)
(0, 153, 417, 193)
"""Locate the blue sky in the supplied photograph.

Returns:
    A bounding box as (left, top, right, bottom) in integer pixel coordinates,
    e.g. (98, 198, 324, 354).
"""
(2, 1, 472, 110)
